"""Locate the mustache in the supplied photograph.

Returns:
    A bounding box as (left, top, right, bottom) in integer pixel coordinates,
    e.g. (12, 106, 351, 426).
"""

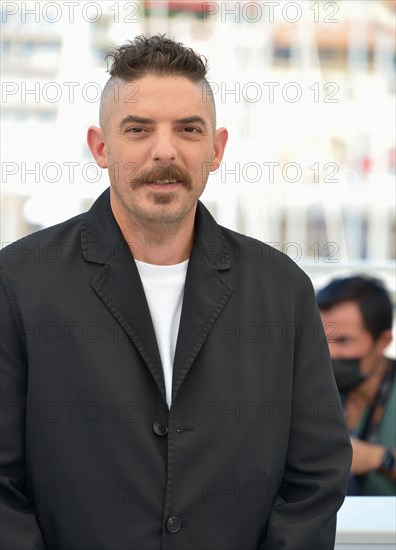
(130, 165, 192, 189)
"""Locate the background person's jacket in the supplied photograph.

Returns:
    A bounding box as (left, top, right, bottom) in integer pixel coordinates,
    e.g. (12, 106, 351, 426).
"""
(0, 188, 352, 550)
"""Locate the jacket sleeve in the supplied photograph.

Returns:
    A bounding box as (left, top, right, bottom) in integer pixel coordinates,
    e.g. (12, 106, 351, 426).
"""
(260, 275, 352, 550)
(0, 274, 46, 550)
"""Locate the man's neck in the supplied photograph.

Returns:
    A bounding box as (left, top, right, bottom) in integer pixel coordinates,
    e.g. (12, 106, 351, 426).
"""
(347, 355, 390, 406)
(132, 227, 193, 265)
(113, 207, 195, 266)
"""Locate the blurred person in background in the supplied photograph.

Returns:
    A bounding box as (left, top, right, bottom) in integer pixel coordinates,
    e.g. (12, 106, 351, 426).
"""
(317, 276, 396, 496)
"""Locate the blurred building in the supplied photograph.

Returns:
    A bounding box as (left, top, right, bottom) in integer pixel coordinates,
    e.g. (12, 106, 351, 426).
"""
(1, 0, 395, 295)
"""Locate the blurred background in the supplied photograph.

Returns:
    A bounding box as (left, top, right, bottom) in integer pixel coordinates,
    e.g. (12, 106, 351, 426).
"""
(1, 0, 395, 320)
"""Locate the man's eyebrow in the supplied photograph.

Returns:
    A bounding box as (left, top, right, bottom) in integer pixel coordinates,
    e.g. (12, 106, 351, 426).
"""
(119, 115, 155, 129)
(174, 116, 207, 129)
(119, 115, 208, 131)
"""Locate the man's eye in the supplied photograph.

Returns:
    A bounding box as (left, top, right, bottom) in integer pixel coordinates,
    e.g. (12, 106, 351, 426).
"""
(329, 337, 352, 344)
(183, 127, 201, 134)
(126, 127, 143, 134)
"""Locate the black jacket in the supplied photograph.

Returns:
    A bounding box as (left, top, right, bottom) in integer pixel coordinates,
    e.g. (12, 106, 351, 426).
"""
(0, 188, 351, 550)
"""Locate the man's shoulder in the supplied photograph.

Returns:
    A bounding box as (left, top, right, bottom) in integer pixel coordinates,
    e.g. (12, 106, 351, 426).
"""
(218, 224, 309, 285)
(196, 201, 309, 290)
(0, 211, 86, 272)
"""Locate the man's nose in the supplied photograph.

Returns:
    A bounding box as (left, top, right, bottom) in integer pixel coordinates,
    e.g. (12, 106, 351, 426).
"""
(327, 343, 347, 359)
(151, 129, 177, 164)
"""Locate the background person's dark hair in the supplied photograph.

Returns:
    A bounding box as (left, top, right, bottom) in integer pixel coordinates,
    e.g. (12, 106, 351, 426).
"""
(99, 34, 216, 129)
(316, 275, 393, 341)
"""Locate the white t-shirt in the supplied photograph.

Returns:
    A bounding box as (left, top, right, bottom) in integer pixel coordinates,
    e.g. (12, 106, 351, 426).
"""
(135, 259, 189, 408)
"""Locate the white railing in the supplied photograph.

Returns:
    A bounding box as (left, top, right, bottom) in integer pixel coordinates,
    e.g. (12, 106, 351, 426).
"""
(335, 497, 396, 549)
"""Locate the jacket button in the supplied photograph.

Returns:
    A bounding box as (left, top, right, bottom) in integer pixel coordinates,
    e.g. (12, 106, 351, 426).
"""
(166, 516, 182, 533)
(152, 421, 168, 436)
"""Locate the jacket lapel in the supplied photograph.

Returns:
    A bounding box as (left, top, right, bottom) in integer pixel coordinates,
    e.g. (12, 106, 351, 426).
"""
(81, 189, 166, 403)
(81, 190, 233, 406)
(172, 202, 233, 404)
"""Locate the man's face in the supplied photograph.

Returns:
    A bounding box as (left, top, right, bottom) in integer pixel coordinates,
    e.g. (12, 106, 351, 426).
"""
(320, 300, 382, 376)
(88, 74, 227, 229)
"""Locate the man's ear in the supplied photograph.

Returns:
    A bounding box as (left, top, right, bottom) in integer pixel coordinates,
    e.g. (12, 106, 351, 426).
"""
(210, 127, 228, 171)
(375, 328, 393, 355)
(87, 126, 108, 168)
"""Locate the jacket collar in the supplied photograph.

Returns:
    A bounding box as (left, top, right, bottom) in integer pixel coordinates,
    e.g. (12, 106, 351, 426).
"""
(81, 188, 123, 264)
(81, 187, 231, 271)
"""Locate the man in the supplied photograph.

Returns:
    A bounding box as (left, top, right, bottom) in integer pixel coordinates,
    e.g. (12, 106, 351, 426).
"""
(1, 35, 351, 549)
(317, 276, 395, 496)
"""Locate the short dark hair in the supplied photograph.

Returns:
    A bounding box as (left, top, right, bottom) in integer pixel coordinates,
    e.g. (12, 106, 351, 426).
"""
(105, 34, 208, 82)
(99, 35, 215, 129)
(316, 275, 393, 341)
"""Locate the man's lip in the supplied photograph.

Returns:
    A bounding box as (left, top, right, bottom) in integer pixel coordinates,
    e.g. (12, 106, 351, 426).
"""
(146, 181, 182, 190)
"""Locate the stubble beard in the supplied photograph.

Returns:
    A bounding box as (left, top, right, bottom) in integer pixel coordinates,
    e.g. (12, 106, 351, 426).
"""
(116, 164, 207, 230)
